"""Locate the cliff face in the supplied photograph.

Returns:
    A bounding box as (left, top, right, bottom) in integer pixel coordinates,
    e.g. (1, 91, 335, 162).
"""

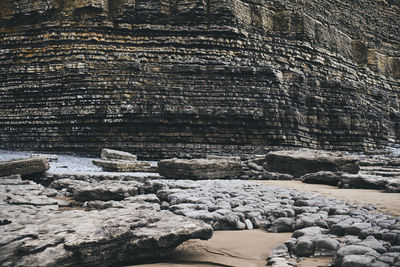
(0, 0, 399, 158)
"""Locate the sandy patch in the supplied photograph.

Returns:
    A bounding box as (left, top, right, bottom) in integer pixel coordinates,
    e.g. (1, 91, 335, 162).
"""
(133, 230, 291, 267)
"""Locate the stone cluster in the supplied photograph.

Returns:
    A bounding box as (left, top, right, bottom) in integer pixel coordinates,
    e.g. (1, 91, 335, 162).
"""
(0, 0, 399, 158)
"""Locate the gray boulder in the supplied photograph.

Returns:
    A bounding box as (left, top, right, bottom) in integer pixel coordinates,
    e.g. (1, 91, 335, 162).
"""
(158, 158, 242, 180)
(0, 157, 49, 177)
(265, 149, 359, 177)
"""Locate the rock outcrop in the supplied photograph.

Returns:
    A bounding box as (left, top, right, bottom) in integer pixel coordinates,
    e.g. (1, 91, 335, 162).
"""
(0, 0, 399, 158)
(0, 175, 213, 267)
(158, 158, 242, 179)
(0, 157, 49, 177)
(265, 149, 360, 177)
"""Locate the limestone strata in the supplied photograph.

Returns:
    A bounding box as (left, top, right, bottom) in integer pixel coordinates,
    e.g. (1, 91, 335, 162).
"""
(0, 0, 399, 158)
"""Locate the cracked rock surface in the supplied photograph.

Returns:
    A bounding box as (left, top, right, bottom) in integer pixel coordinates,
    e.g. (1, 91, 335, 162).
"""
(0, 175, 213, 267)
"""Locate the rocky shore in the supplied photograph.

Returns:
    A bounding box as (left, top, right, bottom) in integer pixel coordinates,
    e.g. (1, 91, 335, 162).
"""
(1, 149, 400, 266)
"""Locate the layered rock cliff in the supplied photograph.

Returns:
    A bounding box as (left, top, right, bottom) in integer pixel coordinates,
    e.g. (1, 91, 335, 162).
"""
(0, 0, 399, 158)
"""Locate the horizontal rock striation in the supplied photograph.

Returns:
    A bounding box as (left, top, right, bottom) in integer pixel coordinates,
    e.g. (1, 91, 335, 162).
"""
(0, 0, 399, 158)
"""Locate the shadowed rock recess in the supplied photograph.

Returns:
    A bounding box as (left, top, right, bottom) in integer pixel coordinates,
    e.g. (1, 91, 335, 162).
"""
(0, 0, 399, 158)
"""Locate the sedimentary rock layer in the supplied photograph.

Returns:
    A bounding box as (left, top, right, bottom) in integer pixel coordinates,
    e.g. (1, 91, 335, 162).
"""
(0, 0, 399, 158)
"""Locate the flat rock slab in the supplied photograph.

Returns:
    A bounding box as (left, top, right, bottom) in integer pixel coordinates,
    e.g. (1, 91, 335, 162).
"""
(92, 160, 151, 172)
(50, 178, 146, 202)
(158, 158, 242, 180)
(0, 176, 213, 267)
(265, 149, 359, 178)
(1, 208, 212, 267)
(101, 148, 137, 161)
(0, 157, 49, 177)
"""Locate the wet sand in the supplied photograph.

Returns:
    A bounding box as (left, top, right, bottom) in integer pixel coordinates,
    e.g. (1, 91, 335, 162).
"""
(254, 180, 400, 216)
(133, 181, 400, 267)
(134, 230, 291, 267)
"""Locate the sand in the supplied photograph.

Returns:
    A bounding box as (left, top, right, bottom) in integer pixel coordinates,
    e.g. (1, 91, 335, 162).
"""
(134, 230, 291, 267)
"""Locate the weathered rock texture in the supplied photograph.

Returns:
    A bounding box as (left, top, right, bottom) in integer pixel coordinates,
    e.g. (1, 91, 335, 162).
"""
(0, 0, 399, 158)
(158, 158, 242, 179)
(0, 174, 213, 266)
(0, 157, 49, 177)
(265, 149, 359, 177)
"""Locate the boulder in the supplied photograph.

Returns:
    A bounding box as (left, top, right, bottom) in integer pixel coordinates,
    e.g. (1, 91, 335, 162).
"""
(101, 148, 137, 161)
(92, 160, 151, 172)
(158, 158, 242, 180)
(0, 157, 49, 177)
(265, 149, 359, 177)
(300, 171, 341, 185)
